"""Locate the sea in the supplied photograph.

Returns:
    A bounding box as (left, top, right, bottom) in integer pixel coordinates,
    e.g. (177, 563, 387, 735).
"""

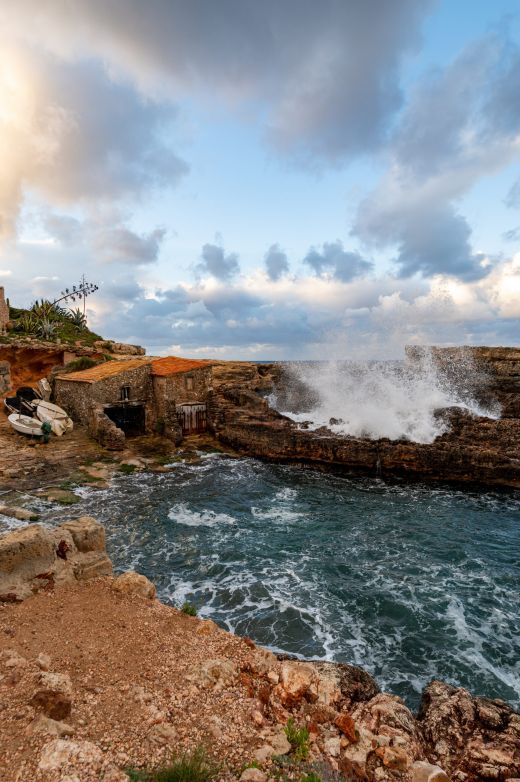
(1, 356, 518, 711)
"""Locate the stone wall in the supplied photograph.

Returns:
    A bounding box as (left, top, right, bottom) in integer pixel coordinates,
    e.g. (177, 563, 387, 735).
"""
(0, 360, 11, 396)
(0, 286, 9, 333)
(55, 363, 154, 426)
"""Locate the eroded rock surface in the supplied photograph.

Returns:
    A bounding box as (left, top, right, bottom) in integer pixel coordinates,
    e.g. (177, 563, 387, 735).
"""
(0, 517, 112, 602)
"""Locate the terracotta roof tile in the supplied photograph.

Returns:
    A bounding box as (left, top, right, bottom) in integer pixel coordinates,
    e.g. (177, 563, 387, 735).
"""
(151, 357, 214, 377)
(57, 358, 152, 383)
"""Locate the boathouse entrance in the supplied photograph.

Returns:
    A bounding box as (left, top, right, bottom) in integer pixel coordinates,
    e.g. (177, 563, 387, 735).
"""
(104, 402, 146, 437)
(177, 403, 207, 435)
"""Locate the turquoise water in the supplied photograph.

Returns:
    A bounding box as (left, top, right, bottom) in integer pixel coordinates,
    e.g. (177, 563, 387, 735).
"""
(12, 454, 520, 710)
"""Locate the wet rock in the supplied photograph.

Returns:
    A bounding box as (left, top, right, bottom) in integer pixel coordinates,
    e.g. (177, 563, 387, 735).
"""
(31, 671, 73, 720)
(418, 680, 520, 781)
(111, 571, 156, 599)
(0, 505, 39, 521)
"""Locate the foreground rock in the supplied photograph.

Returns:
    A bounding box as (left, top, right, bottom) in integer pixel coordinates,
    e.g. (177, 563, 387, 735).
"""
(0, 517, 112, 602)
(0, 521, 518, 782)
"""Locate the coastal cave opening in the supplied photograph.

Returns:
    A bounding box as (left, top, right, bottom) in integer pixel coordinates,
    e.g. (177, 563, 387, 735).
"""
(104, 402, 146, 437)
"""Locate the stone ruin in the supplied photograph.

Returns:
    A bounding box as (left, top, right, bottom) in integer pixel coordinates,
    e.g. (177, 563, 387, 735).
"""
(0, 286, 9, 334)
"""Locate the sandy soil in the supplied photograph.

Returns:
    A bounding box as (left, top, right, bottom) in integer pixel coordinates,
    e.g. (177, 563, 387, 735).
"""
(0, 579, 274, 782)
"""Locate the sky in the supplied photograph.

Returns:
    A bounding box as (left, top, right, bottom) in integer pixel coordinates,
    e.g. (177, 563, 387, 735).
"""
(0, 0, 519, 360)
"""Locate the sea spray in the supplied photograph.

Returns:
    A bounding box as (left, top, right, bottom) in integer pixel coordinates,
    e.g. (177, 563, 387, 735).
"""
(269, 349, 500, 443)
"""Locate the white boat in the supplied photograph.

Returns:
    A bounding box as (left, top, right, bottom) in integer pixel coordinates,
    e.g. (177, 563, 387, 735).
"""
(8, 413, 45, 437)
(33, 400, 73, 437)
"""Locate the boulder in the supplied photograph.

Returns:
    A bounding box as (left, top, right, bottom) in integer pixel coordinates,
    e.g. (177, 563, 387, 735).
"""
(418, 680, 520, 781)
(411, 761, 449, 782)
(240, 769, 267, 782)
(197, 658, 237, 691)
(277, 661, 316, 705)
(38, 739, 103, 774)
(111, 571, 156, 599)
(28, 715, 75, 737)
(59, 516, 106, 552)
(0, 505, 39, 521)
(0, 519, 112, 601)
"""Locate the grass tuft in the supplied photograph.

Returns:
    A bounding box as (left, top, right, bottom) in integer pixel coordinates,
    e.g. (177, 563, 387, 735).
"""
(126, 747, 217, 782)
(181, 602, 197, 617)
(284, 718, 310, 761)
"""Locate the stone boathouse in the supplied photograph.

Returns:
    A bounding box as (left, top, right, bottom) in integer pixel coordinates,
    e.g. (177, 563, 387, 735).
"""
(54, 356, 215, 448)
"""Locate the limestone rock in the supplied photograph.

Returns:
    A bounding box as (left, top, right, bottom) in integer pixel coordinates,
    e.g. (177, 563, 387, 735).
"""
(197, 658, 237, 691)
(59, 516, 106, 552)
(38, 739, 103, 773)
(0, 519, 113, 602)
(0, 649, 28, 669)
(240, 768, 267, 782)
(412, 761, 450, 781)
(31, 671, 73, 720)
(277, 661, 315, 705)
(148, 722, 177, 745)
(335, 711, 359, 743)
(270, 730, 292, 755)
(0, 505, 39, 521)
(111, 571, 156, 599)
(418, 680, 520, 781)
(36, 653, 51, 671)
(28, 715, 75, 737)
(324, 736, 341, 757)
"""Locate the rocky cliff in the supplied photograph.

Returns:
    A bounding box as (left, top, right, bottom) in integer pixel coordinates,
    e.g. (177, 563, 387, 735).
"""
(0, 520, 518, 782)
(207, 348, 520, 488)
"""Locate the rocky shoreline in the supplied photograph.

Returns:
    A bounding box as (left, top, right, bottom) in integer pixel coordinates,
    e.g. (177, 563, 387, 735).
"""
(0, 519, 518, 782)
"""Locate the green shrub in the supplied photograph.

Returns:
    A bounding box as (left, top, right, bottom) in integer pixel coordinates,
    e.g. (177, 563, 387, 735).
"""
(126, 747, 216, 782)
(181, 602, 197, 616)
(300, 774, 322, 782)
(119, 463, 137, 475)
(60, 356, 99, 373)
(284, 718, 310, 761)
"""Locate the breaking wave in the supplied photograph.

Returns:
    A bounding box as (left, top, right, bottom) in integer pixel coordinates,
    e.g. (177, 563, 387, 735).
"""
(270, 351, 500, 443)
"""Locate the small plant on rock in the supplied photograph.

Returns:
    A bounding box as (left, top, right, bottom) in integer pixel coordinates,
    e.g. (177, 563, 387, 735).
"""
(119, 463, 137, 475)
(284, 718, 310, 761)
(181, 601, 197, 616)
(126, 747, 217, 782)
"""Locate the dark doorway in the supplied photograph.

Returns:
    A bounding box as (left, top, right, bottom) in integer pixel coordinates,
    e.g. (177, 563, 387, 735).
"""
(104, 402, 146, 437)
(177, 403, 207, 435)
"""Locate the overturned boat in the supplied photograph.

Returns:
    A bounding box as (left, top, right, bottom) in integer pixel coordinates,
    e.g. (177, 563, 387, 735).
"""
(7, 413, 45, 438)
(32, 400, 73, 437)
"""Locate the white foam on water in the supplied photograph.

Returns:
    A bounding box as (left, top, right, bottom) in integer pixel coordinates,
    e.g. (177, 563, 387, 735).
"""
(271, 352, 500, 443)
(168, 502, 236, 527)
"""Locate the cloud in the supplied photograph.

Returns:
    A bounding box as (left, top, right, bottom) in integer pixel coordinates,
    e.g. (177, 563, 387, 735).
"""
(0, 0, 434, 166)
(0, 45, 187, 238)
(353, 35, 520, 281)
(197, 243, 240, 281)
(505, 178, 520, 209)
(44, 211, 166, 265)
(303, 241, 373, 281)
(264, 244, 289, 281)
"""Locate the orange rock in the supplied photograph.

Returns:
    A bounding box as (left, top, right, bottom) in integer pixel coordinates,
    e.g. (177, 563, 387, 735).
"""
(335, 712, 359, 743)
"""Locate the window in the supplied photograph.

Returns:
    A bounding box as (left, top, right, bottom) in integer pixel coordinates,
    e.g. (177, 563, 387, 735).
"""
(185, 376, 194, 391)
(120, 385, 130, 401)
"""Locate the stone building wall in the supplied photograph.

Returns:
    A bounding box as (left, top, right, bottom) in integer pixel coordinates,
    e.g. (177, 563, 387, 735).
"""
(55, 363, 154, 426)
(0, 287, 9, 333)
(152, 366, 212, 441)
(0, 360, 11, 396)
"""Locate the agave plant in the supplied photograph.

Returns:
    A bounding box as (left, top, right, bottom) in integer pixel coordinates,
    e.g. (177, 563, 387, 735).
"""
(17, 311, 38, 333)
(37, 318, 58, 340)
(31, 299, 67, 322)
(67, 307, 87, 330)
